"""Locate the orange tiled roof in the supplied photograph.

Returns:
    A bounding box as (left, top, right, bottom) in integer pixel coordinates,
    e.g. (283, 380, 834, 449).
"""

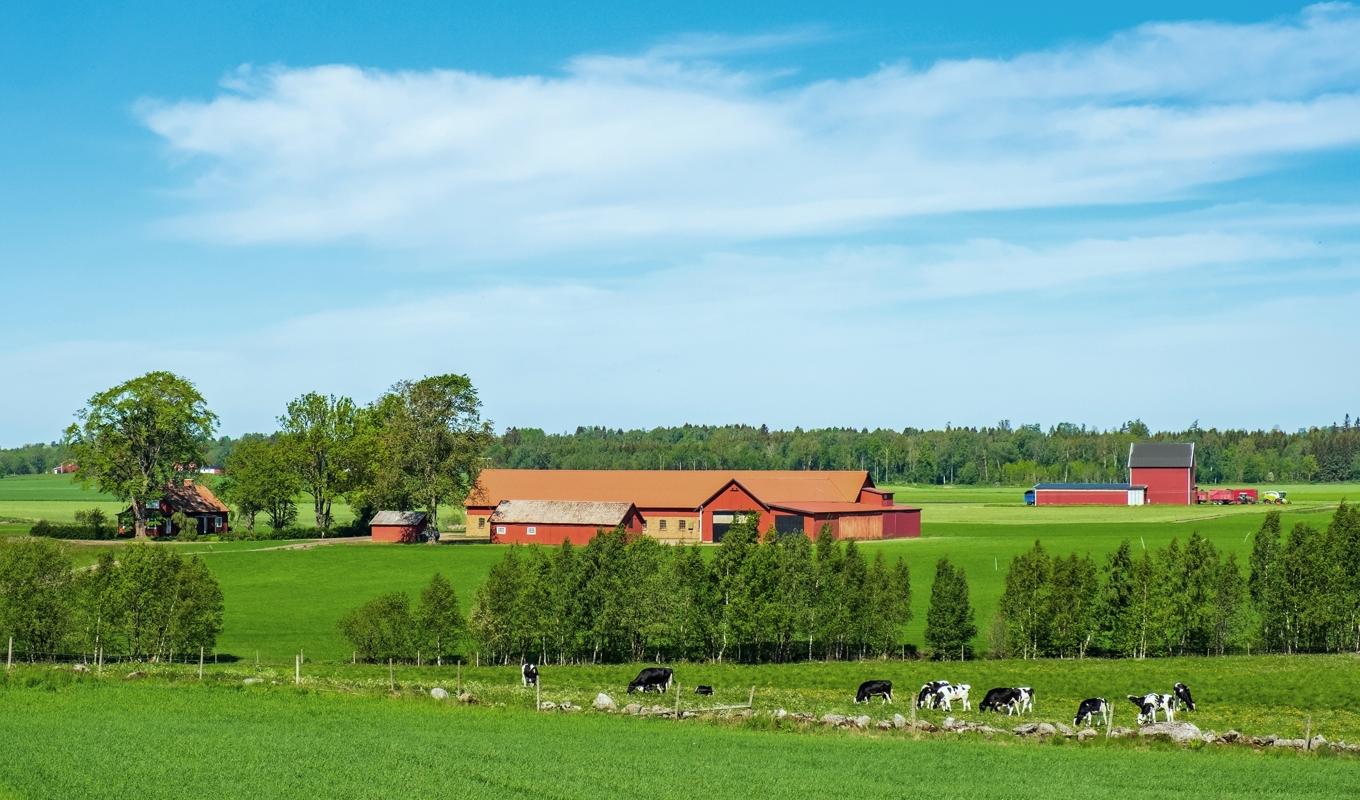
(469, 469, 872, 510)
(161, 480, 229, 514)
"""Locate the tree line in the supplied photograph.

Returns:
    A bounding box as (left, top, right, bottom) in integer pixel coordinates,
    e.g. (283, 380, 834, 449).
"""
(489, 420, 1360, 485)
(0, 538, 224, 661)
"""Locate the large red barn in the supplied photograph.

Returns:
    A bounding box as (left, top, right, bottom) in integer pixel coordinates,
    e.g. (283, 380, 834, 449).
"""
(1128, 443, 1196, 505)
(467, 469, 921, 544)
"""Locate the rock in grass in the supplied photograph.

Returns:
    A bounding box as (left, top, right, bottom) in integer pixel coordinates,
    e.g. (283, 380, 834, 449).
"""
(593, 693, 617, 711)
(125, 671, 147, 680)
(851, 715, 871, 729)
(623, 703, 642, 716)
(1137, 722, 1202, 743)
(1107, 727, 1134, 739)
(1271, 738, 1306, 749)
(456, 692, 478, 704)
(892, 714, 907, 729)
(1054, 723, 1076, 737)
(242, 677, 264, 686)
(1013, 722, 1056, 737)
(539, 701, 558, 711)
(73, 663, 89, 673)
(877, 721, 893, 730)
(1077, 728, 1099, 742)
(1220, 730, 1242, 743)
(430, 687, 449, 700)
(773, 708, 788, 720)
(820, 713, 848, 726)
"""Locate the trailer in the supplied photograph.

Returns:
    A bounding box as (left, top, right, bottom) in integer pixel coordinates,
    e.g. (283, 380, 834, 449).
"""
(1196, 488, 1259, 505)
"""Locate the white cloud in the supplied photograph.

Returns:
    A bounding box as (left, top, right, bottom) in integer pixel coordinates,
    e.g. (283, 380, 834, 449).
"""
(139, 4, 1360, 256)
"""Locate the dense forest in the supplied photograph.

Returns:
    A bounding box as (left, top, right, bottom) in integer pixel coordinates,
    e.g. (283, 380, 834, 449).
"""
(5, 416, 1360, 484)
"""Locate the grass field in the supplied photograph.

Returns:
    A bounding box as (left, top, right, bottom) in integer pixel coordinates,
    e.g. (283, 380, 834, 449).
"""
(0, 669, 1357, 800)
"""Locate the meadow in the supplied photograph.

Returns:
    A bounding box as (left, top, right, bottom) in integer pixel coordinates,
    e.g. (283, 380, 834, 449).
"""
(2, 667, 1359, 800)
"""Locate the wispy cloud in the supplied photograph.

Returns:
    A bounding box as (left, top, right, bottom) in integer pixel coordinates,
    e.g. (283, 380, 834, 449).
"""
(138, 4, 1360, 256)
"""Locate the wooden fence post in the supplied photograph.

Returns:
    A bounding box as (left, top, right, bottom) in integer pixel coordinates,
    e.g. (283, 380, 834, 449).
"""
(295, 653, 301, 686)
(198, 646, 204, 680)
(910, 697, 918, 740)
(674, 683, 681, 718)
(389, 658, 395, 692)
(535, 678, 541, 712)
(457, 661, 462, 695)
(747, 686, 755, 709)
(1305, 715, 1313, 750)
(97, 645, 103, 675)
(7, 636, 12, 670)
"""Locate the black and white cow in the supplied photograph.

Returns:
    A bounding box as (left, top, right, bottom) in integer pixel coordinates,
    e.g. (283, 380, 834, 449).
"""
(521, 662, 539, 687)
(856, 680, 894, 704)
(979, 687, 1023, 715)
(916, 680, 951, 709)
(627, 667, 674, 694)
(695, 685, 714, 696)
(934, 683, 971, 711)
(1015, 687, 1035, 714)
(1074, 697, 1110, 728)
(1173, 682, 1196, 712)
(1127, 693, 1176, 725)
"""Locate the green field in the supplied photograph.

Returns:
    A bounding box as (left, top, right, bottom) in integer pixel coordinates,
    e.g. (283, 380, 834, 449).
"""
(0, 669, 1356, 800)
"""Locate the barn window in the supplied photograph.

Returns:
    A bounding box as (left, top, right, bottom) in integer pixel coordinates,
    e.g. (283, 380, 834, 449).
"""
(659, 520, 668, 531)
(478, 517, 485, 529)
(526, 526, 537, 536)
(495, 526, 506, 535)
(678, 520, 687, 531)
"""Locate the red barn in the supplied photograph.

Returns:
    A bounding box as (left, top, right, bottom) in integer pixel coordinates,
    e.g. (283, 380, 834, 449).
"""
(1128, 443, 1196, 505)
(488, 500, 644, 545)
(467, 469, 921, 544)
(370, 511, 431, 543)
(1033, 483, 1146, 506)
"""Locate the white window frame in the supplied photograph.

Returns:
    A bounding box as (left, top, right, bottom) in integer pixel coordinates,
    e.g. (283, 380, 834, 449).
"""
(495, 525, 506, 535)
(526, 526, 537, 536)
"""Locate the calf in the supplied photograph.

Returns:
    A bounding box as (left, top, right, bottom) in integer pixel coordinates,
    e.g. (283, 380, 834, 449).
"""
(1074, 697, 1110, 728)
(1015, 686, 1035, 714)
(1173, 682, 1196, 712)
(916, 680, 951, 709)
(934, 683, 971, 712)
(856, 680, 894, 704)
(1127, 693, 1175, 725)
(521, 662, 539, 688)
(694, 685, 714, 696)
(979, 687, 1022, 715)
(627, 667, 674, 694)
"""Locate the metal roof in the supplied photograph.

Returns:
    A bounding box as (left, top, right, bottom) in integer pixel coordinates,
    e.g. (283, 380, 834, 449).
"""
(489, 499, 636, 526)
(1034, 483, 1144, 491)
(370, 511, 428, 526)
(1129, 442, 1195, 468)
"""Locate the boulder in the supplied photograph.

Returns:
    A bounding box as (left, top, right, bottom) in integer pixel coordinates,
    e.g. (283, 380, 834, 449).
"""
(1013, 722, 1056, 737)
(851, 715, 872, 729)
(124, 671, 147, 680)
(1220, 730, 1242, 743)
(539, 701, 558, 711)
(820, 714, 848, 726)
(429, 687, 449, 701)
(623, 703, 643, 716)
(1077, 728, 1100, 742)
(1271, 738, 1306, 749)
(1251, 735, 1277, 746)
(1054, 723, 1076, 737)
(913, 720, 939, 733)
(560, 702, 579, 712)
(242, 677, 264, 686)
(1107, 727, 1134, 739)
(593, 693, 617, 711)
(73, 663, 90, 673)
(1308, 735, 1327, 750)
(877, 721, 893, 731)
(773, 708, 788, 720)
(456, 692, 478, 704)
(892, 713, 907, 729)
(974, 725, 1007, 736)
(942, 716, 965, 731)
(1138, 722, 1202, 744)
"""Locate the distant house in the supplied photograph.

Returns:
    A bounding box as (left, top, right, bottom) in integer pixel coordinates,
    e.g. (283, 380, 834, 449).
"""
(118, 479, 230, 536)
(198, 465, 225, 476)
(370, 511, 433, 543)
(488, 499, 644, 545)
(51, 462, 78, 475)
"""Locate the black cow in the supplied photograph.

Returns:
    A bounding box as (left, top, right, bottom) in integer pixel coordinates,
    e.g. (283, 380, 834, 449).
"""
(695, 685, 714, 696)
(521, 662, 539, 687)
(979, 687, 1023, 715)
(1173, 682, 1196, 712)
(627, 667, 674, 694)
(916, 680, 950, 709)
(855, 680, 893, 704)
(1074, 697, 1110, 728)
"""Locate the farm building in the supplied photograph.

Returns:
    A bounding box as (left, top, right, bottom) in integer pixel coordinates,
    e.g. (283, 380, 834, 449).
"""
(370, 511, 433, 543)
(118, 479, 229, 536)
(488, 500, 645, 545)
(467, 469, 921, 544)
(1129, 442, 1196, 505)
(1032, 483, 1146, 506)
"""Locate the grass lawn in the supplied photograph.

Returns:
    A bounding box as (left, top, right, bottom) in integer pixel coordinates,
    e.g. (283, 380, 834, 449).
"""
(0, 673, 1357, 800)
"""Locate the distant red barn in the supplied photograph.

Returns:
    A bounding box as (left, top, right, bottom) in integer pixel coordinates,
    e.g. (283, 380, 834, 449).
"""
(488, 500, 644, 545)
(1128, 443, 1195, 505)
(370, 511, 431, 543)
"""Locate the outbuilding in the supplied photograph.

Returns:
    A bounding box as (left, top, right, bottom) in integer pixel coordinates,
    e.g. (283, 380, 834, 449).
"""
(488, 499, 644, 545)
(1032, 483, 1146, 506)
(370, 511, 432, 543)
(1128, 442, 1196, 505)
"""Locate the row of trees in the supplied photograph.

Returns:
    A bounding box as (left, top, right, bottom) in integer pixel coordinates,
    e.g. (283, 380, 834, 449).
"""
(488, 419, 1360, 485)
(0, 538, 224, 661)
(465, 522, 953, 665)
(56, 371, 491, 537)
(338, 573, 468, 663)
(1250, 504, 1360, 654)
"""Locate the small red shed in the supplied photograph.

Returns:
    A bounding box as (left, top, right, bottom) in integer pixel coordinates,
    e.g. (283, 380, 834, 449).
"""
(370, 511, 432, 543)
(488, 499, 644, 545)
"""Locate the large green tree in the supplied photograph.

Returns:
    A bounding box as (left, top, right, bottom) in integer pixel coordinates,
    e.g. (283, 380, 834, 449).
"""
(64, 372, 217, 538)
(219, 436, 301, 532)
(278, 393, 368, 530)
(0, 539, 74, 658)
(368, 374, 493, 530)
(924, 558, 976, 660)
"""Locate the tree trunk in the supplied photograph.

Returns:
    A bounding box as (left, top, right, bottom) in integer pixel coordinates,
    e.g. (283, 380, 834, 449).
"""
(133, 499, 148, 539)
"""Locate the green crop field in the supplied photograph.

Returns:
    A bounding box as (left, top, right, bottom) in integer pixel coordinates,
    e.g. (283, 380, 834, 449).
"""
(0, 668, 1357, 800)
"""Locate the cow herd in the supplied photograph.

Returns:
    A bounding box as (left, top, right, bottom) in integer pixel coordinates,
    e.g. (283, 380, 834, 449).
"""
(521, 663, 1198, 730)
(855, 678, 1198, 728)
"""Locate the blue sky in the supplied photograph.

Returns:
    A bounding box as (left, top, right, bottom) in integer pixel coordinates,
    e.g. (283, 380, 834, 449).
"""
(2, 1, 1358, 445)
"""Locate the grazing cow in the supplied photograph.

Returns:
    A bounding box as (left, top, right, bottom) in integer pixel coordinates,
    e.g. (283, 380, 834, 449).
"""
(1173, 682, 1196, 712)
(934, 683, 971, 711)
(979, 687, 1023, 715)
(627, 667, 674, 694)
(1015, 687, 1035, 714)
(916, 681, 951, 709)
(856, 680, 894, 704)
(521, 663, 539, 688)
(1127, 693, 1175, 725)
(1074, 698, 1110, 728)
(695, 685, 714, 696)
